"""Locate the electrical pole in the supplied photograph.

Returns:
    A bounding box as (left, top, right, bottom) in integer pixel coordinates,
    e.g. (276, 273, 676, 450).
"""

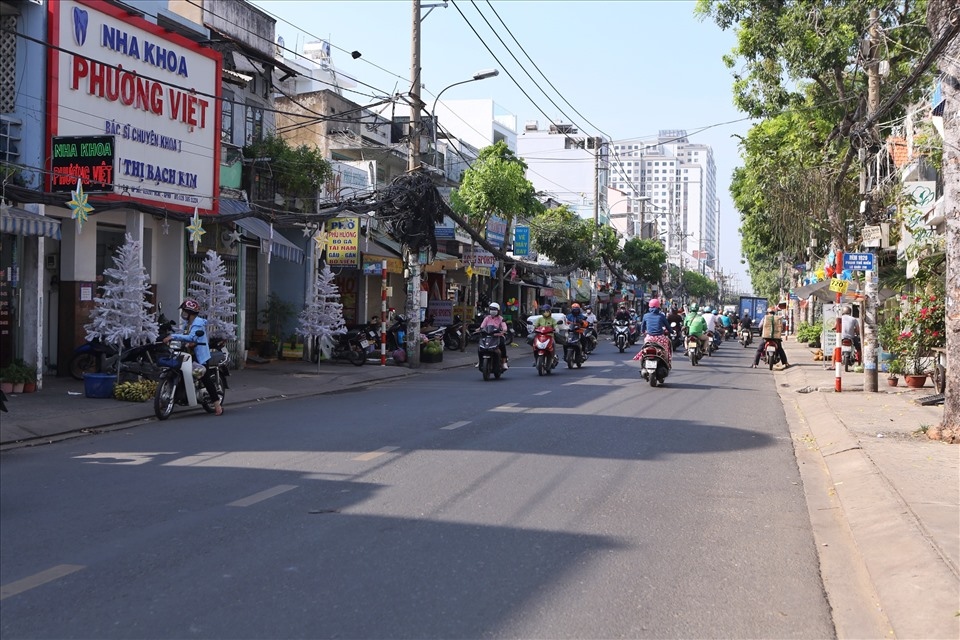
(591, 139, 601, 309)
(863, 7, 881, 392)
(405, 0, 423, 368)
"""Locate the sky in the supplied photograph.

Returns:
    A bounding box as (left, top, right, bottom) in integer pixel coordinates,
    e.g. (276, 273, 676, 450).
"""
(251, 0, 755, 293)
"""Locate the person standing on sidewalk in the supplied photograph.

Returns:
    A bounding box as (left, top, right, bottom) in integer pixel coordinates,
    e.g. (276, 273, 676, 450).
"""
(752, 306, 791, 369)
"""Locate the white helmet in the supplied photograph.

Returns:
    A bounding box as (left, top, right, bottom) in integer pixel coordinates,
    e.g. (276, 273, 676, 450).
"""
(488, 302, 500, 315)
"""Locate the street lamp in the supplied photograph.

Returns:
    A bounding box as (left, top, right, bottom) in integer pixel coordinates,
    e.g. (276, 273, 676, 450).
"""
(430, 69, 499, 170)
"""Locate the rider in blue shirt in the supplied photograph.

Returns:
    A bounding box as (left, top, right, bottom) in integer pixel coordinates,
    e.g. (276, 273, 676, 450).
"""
(639, 299, 671, 363)
(163, 299, 223, 416)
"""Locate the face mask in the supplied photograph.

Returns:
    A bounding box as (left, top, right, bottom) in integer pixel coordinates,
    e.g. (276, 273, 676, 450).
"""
(489, 309, 499, 316)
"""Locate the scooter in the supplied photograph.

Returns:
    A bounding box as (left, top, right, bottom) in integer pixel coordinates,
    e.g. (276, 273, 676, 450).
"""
(444, 315, 466, 351)
(639, 338, 671, 387)
(707, 330, 718, 355)
(476, 324, 507, 381)
(686, 334, 704, 366)
(668, 321, 684, 351)
(739, 326, 753, 347)
(70, 319, 176, 381)
(154, 333, 229, 420)
(582, 323, 598, 354)
(613, 319, 630, 353)
(532, 325, 559, 376)
(761, 338, 781, 370)
(841, 337, 857, 372)
(627, 322, 640, 346)
(563, 326, 587, 369)
(312, 330, 368, 366)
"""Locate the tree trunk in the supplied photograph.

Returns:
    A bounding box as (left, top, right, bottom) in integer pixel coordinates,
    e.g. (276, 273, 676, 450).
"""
(928, 0, 959, 435)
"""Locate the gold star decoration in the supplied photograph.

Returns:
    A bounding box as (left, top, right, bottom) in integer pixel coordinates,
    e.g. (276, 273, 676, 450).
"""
(186, 208, 206, 254)
(66, 179, 94, 234)
(313, 230, 328, 253)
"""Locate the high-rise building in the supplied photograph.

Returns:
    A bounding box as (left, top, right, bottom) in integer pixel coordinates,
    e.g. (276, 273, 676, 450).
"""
(608, 131, 718, 274)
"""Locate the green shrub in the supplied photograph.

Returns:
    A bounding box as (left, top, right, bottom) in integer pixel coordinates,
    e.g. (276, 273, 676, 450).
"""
(796, 322, 821, 343)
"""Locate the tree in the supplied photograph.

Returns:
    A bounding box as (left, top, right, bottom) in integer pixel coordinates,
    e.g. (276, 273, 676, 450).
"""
(927, 0, 959, 439)
(85, 234, 158, 348)
(529, 205, 596, 270)
(297, 263, 346, 361)
(187, 250, 238, 341)
(682, 270, 719, 301)
(621, 238, 668, 287)
(243, 134, 332, 209)
(450, 141, 542, 229)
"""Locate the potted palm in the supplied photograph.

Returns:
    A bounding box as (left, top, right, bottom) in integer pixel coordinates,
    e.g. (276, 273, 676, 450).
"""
(20, 362, 38, 393)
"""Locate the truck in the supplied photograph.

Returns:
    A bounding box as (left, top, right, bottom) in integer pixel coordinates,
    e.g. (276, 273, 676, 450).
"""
(738, 296, 769, 334)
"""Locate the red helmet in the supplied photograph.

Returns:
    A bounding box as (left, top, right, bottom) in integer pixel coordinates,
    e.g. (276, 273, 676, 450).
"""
(649, 298, 661, 309)
(571, 303, 581, 310)
(180, 299, 201, 313)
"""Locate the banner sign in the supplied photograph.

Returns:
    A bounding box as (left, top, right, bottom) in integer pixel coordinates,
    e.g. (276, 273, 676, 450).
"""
(842, 252, 875, 272)
(513, 226, 530, 256)
(362, 257, 402, 274)
(325, 217, 359, 267)
(486, 216, 507, 249)
(51, 135, 115, 192)
(427, 300, 454, 326)
(465, 246, 496, 266)
(435, 216, 456, 239)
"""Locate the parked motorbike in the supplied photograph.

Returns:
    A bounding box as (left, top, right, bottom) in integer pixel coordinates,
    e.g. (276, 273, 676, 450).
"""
(563, 324, 588, 369)
(532, 325, 559, 376)
(686, 334, 704, 366)
(613, 319, 631, 353)
(739, 326, 753, 348)
(154, 333, 229, 420)
(444, 315, 466, 351)
(71, 319, 176, 381)
(476, 324, 507, 381)
(386, 315, 407, 352)
(639, 338, 671, 387)
(668, 321, 684, 351)
(69, 338, 119, 380)
(311, 330, 368, 366)
(761, 338, 781, 370)
(840, 337, 857, 372)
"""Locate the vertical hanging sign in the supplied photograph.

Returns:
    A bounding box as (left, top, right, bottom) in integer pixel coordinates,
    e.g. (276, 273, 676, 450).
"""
(325, 217, 359, 267)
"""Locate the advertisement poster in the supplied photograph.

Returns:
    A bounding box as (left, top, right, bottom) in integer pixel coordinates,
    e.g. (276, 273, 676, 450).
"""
(325, 217, 359, 267)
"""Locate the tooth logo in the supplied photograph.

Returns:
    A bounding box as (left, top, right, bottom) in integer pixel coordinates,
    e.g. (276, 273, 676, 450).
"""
(72, 7, 88, 47)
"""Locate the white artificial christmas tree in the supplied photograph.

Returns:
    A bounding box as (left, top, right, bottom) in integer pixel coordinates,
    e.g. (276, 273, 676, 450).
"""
(85, 234, 159, 348)
(188, 250, 238, 341)
(297, 263, 346, 361)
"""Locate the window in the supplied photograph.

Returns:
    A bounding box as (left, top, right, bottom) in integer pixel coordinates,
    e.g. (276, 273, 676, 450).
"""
(221, 90, 234, 145)
(245, 101, 264, 144)
(0, 15, 15, 113)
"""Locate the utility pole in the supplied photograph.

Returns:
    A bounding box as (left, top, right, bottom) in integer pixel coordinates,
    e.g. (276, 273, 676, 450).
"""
(590, 139, 601, 309)
(863, 7, 881, 392)
(405, 0, 423, 368)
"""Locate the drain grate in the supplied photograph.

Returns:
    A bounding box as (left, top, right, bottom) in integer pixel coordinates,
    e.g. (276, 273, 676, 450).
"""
(915, 393, 945, 406)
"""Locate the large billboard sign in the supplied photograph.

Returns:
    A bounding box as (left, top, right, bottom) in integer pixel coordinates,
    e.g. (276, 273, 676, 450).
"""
(49, 0, 221, 213)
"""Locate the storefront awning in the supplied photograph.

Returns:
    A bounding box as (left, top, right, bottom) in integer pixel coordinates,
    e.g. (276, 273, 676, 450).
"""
(234, 216, 304, 264)
(0, 206, 61, 240)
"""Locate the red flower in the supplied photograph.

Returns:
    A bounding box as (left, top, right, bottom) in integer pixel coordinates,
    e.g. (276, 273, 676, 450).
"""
(930, 295, 937, 301)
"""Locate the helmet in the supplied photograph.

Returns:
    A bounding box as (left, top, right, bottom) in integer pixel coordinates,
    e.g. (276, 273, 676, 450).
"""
(689, 303, 698, 312)
(489, 302, 500, 315)
(571, 303, 581, 315)
(541, 305, 552, 315)
(649, 299, 661, 309)
(179, 299, 201, 314)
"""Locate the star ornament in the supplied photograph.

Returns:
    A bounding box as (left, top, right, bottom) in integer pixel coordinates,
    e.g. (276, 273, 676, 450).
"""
(186, 208, 206, 254)
(313, 230, 328, 253)
(66, 179, 94, 234)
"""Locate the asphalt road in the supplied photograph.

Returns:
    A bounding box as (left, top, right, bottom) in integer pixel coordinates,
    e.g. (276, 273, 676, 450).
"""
(1, 339, 835, 639)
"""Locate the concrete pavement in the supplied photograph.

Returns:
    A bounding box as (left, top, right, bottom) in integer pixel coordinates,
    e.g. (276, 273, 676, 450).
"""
(1, 337, 957, 638)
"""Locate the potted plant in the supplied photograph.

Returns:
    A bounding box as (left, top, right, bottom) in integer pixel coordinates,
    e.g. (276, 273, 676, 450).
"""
(20, 362, 38, 393)
(896, 291, 945, 388)
(886, 358, 904, 387)
(258, 293, 295, 358)
(3, 360, 27, 393)
(0, 363, 16, 394)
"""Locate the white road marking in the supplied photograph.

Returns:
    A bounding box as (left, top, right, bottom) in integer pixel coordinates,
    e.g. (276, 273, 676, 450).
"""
(0, 564, 85, 601)
(441, 421, 471, 430)
(227, 484, 298, 507)
(491, 403, 524, 413)
(73, 452, 176, 465)
(352, 446, 400, 462)
(165, 452, 227, 466)
(533, 390, 551, 396)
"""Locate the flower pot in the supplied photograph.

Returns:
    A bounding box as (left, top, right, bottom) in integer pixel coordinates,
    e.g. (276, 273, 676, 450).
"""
(886, 377, 899, 387)
(22, 381, 37, 393)
(0, 382, 12, 394)
(904, 374, 927, 389)
(11, 382, 25, 393)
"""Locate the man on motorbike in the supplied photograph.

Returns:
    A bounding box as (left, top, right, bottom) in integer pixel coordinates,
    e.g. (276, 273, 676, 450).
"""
(719, 310, 732, 339)
(741, 311, 753, 334)
(614, 303, 631, 323)
(479, 302, 510, 369)
(584, 306, 598, 326)
(666, 305, 684, 330)
(636, 298, 672, 363)
(163, 299, 223, 416)
(687, 306, 709, 354)
(839, 305, 861, 364)
(752, 306, 791, 368)
(532, 304, 558, 366)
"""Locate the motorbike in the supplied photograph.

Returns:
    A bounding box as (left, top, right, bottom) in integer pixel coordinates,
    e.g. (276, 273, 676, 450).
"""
(444, 315, 467, 351)
(385, 314, 407, 352)
(582, 323, 598, 354)
(563, 324, 588, 369)
(311, 329, 369, 366)
(739, 326, 753, 348)
(761, 338, 782, 370)
(840, 337, 857, 372)
(686, 334, 704, 366)
(532, 325, 559, 376)
(613, 319, 631, 353)
(707, 330, 718, 355)
(639, 338, 671, 387)
(70, 319, 176, 381)
(476, 324, 508, 381)
(668, 321, 684, 351)
(154, 333, 230, 420)
(627, 321, 640, 346)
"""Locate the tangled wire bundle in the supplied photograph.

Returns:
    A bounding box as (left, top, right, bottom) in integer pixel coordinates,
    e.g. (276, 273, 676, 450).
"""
(377, 172, 451, 255)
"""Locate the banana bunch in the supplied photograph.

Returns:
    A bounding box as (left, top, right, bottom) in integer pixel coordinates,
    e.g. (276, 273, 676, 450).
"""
(114, 380, 158, 402)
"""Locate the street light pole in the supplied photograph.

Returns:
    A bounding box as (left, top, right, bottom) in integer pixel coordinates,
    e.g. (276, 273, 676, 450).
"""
(430, 69, 498, 170)
(406, 0, 424, 368)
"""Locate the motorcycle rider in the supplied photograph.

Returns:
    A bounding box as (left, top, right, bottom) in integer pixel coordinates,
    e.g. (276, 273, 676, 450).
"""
(479, 302, 510, 370)
(584, 306, 598, 326)
(163, 299, 223, 416)
(666, 305, 684, 348)
(741, 311, 753, 334)
(636, 298, 672, 364)
(614, 303, 631, 323)
(840, 304, 861, 364)
(532, 304, 559, 366)
(752, 306, 791, 368)
(702, 306, 719, 347)
(687, 306, 710, 354)
(719, 310, 732, 339)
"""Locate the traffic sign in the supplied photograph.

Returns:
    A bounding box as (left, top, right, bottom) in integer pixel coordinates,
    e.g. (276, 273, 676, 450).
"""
(842, 252, 875, 271)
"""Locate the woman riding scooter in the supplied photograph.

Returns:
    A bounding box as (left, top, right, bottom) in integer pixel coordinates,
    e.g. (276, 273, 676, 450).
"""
(162, 299, 223, 416)
(479, 302, 509, 370)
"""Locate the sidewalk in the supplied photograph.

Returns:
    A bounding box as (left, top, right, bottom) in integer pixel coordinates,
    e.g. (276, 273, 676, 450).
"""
(2, 339, 957, 638)
(775, 337, 958, 639)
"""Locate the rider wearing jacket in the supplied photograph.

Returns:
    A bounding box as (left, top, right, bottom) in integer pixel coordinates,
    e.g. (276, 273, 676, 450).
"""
(164, 299, 223, 416)
(480, 302, 509, 369)
(752, 307, 791, 368)
(532, 305, 558, 366)
(637, 299, 671, 363)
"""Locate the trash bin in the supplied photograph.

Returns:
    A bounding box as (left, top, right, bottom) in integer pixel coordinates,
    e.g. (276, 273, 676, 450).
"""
(83, 373, 116, 399)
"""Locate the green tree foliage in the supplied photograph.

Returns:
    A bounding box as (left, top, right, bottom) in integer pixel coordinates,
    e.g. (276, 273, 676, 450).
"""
(529, 205, 596, 270)
(450, 141, 542, 227)
(682, 269, 719, 300)
(621, 238, 667, 286)
(244, 134, 332, 204)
